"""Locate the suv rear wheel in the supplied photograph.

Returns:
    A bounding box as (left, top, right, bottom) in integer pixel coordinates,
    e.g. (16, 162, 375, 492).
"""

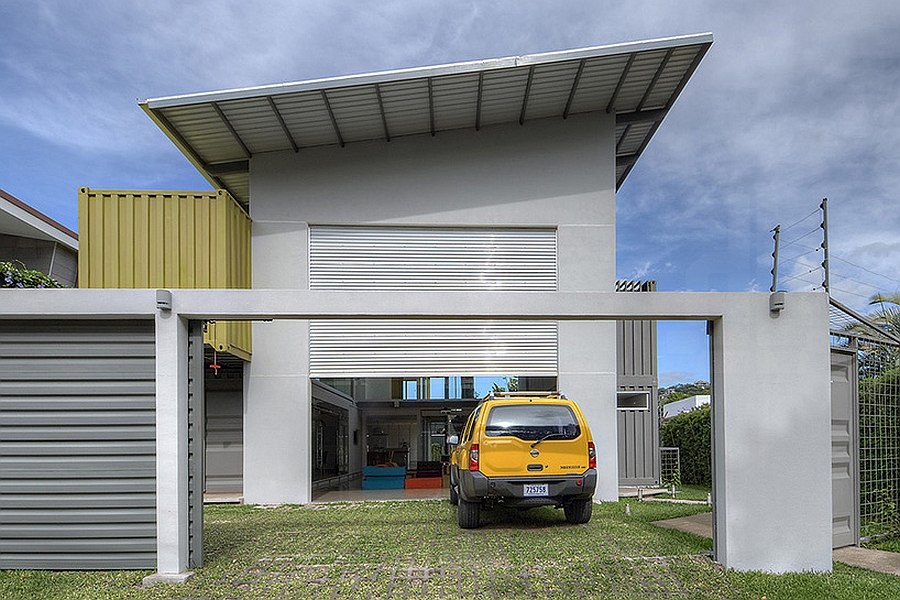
(457, 498, 481, 528)
(564, 499, 592, 524)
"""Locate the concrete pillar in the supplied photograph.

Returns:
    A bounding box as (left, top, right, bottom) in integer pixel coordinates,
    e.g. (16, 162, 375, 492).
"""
(244, 320, 312, 504)
(558, 321, 618, 501)
(712, 293, 832, 572)
(557, 221, 617, 502)
(153, 311, 190, 576)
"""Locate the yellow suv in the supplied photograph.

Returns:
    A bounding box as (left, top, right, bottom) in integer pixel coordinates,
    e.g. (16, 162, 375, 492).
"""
(448, 392, 596, 528)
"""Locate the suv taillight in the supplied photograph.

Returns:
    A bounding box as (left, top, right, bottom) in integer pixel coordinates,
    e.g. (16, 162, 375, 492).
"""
(588, 441, 596, 470)
(469, 444, 480, 471)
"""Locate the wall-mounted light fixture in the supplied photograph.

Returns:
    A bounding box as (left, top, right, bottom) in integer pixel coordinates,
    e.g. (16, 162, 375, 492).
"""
(769, 291, 785, 314)
(156, 289, 172, 312)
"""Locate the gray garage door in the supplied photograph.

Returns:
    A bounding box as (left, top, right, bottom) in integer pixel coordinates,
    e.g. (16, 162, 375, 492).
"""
(205, 377, 243, 494)
(831, 349, 858, 548)
(0, 320, 157, 569)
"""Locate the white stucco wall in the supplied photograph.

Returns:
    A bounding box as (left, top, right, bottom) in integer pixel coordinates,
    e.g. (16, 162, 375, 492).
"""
(246, 113, 619, 503)
(711, 293, 832, 572)
(2, 288, 834, 573)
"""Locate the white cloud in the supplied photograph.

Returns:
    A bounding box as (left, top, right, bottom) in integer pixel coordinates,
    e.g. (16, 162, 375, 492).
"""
(2, 0, 898, 304)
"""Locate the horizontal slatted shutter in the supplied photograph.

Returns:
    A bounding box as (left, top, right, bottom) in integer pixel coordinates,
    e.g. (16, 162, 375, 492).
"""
(309, 320, 557, 377)
(308, 226, 558, 377)
(0, 320, 156, 570)
(309, 226, 556, 291)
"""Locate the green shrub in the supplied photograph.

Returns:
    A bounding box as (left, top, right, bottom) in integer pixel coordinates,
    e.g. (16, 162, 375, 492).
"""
(859, 364, 900, 536)
(0, 261, 62, 288)
(661, 405, 711, 486)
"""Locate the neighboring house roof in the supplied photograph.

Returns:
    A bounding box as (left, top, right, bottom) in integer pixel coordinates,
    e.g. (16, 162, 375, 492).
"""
(0, 188, 78, 251)
(663, 394, 710, 419)
(140, 33, 713, 206)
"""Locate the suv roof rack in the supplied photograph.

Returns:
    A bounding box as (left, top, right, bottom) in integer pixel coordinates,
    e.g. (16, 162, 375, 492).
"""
(483, 391, 566, 401)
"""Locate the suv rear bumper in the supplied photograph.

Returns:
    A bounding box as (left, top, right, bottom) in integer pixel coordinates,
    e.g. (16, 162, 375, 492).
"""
(457, 469, 597, 507)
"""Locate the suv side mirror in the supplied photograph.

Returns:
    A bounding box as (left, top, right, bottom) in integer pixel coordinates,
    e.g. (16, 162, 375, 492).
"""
(447, 435, 459, 446)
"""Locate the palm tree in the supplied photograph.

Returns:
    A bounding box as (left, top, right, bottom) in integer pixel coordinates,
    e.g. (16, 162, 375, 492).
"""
(852, 292, 900, 379)
(868, 293, 900, 337)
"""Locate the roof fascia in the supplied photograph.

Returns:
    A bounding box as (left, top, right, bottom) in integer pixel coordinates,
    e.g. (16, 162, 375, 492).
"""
(143, 33, 714, 110)
(0, 189, 79, 250)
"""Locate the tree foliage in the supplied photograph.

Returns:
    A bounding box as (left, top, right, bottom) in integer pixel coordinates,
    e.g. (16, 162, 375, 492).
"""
(0, 261, 62, 288)
(660, 404, 711, 486)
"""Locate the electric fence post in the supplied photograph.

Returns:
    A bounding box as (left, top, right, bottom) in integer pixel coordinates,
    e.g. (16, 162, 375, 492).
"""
(770, 224, 781, 292)
(820, 198, 830, 294)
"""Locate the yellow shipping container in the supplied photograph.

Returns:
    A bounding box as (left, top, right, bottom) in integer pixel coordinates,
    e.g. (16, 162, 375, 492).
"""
(78, 188, 252, 361)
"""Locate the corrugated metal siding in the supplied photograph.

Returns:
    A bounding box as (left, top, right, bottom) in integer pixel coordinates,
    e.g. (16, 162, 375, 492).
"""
(309, 320, 557, 377)
(0, 320, 157, 570)
(77, 188, 252, 361)
(615, 284, 660, 486)
(309, 226, 557, 291)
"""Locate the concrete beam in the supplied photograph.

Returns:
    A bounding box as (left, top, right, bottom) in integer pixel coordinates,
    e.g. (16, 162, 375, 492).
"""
(2, 289, 742, 321)
(154, 289, 738, 320)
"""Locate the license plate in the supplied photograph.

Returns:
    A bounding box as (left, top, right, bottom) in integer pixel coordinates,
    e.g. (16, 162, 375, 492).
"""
(523, 484, 549, 497)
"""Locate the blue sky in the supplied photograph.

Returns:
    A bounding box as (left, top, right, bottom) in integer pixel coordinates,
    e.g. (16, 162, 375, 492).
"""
(2, 1, 899, 386)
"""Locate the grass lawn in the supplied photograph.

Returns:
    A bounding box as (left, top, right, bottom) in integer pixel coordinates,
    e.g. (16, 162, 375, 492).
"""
(866, 536, 900, 553)
(2, 500, 900, 599)
(655, 484, 712, 502)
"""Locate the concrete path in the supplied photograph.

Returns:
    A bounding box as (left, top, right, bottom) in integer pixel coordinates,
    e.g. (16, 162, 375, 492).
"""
(652, 512, 900, 577)
(652, 512, 713, 538)
(833, 546, 900, 576)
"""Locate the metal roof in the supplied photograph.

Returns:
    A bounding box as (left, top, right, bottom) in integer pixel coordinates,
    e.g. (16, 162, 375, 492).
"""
(0, 188, 78, 250)
(141, 33, 712, 206)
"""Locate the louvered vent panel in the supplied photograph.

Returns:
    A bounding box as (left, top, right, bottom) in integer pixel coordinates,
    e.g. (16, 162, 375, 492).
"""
(309, 320, 557, 377)
(309, 226, 558, 376)
(309, 226, 557, 291)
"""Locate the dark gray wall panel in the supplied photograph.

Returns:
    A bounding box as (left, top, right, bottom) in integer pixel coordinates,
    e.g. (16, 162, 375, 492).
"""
(616, 315, 660, 486)
(0, 319, 156, 570)
(205, 377, 243, 494)
(831, 350, 858, 548)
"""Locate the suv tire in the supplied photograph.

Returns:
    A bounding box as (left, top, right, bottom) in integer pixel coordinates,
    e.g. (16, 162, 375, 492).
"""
(564, 499, 592, 524)
(449, 484, 459, 506)
(457, 498, 481, 528)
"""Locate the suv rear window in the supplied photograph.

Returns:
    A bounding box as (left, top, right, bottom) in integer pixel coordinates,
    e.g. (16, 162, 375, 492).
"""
(484, 404, 580, 441)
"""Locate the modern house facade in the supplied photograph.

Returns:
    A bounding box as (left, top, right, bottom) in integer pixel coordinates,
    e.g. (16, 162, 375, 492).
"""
(0, 33, 840, 576)
(140, 34, 712, 505)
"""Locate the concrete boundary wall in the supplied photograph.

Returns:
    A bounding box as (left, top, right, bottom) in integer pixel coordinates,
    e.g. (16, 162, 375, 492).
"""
(0, 288, 832, 575)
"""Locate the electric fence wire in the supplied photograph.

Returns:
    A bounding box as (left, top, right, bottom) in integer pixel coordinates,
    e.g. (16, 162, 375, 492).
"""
(780, 247, 820, 263)
(829, 270, 884, 293)
(830, 254, 900, 287)
(781, 266, 822, 285)
(779, 226, 822, 250)
(775, 242, 899, 295)
(829, 285, 874, 300)
(780, 207, 821, 232)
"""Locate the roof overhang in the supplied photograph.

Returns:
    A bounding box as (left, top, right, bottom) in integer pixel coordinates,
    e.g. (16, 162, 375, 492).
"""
(141, 33, 713, 206)
(0, 189, 78, 250)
